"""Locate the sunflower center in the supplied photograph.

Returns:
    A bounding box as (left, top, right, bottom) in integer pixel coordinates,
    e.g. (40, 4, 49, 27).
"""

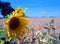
(9, 17, 20, 29)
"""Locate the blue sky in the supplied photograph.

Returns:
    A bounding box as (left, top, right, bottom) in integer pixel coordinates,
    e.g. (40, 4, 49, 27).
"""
(0, 0, 60, 17)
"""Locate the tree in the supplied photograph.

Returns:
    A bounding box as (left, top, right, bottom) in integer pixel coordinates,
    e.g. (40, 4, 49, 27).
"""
(0, 1, 15, 18)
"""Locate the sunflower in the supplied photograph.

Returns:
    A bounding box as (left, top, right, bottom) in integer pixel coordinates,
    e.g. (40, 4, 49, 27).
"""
(41, 37, 47, 42)
(5, 7, 29, 39)
(36, 31, 43, 36)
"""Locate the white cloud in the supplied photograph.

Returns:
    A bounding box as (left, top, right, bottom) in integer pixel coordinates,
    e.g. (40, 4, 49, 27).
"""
(24, 8, 28, 12)
(41, 11, 47, 14)
(25, 8, 28, 10)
